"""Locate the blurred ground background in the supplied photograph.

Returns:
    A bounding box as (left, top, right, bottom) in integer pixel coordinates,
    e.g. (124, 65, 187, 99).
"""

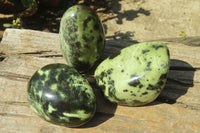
(0, 0, 200, 42)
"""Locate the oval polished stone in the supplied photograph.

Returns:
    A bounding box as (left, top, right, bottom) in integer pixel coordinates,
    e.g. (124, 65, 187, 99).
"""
(27, 63, 96, 127)
(94, 42, 170, 106)
(59, 5, 105, 71)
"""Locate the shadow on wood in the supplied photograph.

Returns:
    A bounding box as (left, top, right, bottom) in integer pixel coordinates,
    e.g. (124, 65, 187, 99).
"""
(157, 59, 195, 104)
(80, 88, 117, 128)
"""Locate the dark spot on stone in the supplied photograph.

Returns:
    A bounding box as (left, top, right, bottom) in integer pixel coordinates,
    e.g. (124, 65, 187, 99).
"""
(142, 92, 148, 95)
(158, 80, 164, 86)
(58, 73, 68, 83)
(108, 86, 115, 98)
(152, 45, 164, 50)
(90, 30, 93, 33)
(131, 93, 136, 96)
(142, 50, 150, 54)
(109, 80, 115, 85)
(41, 103, 49, 114)
(129, 80, 140, 87)
(97, 35, 103, 44)
(128, 75, 141, 87)
(139, 84, 143, 88)
(160, 73, 167, 80)
(90, 36, 95, 41)
(123, 89, 128, 92)
(74, 27, 78, 32)
(40, 74, 46, 81)
(93, 23, 99, 31)
(121, 69, 124, 72)
(101, 72, 107, 77)
(107, 68, 113, 75)
(75, 42, 81, 48)
(100, 85, 106, 92)
(82, 34, 89, 42)
(147, 84, 157, 90)
(85, 44, 90, 49)
(78, 81, 83, 84)
(145, 61, 152, 71)
(137, 57, 139, 60)
(109, 50, 121, 59)
(157, 74, 167, 86)
(83, 16, 92, 30)
(145, 68, 152, 71)
(36, 81, 44, 92)
(147, 62, 152, 67)
(64, 18, 78, 35)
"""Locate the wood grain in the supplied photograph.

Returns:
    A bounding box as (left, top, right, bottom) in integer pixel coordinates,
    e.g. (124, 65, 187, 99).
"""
(0, 29, 200, 133)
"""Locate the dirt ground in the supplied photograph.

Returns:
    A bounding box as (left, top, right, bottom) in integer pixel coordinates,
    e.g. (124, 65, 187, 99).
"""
(1, 0, 200, 42)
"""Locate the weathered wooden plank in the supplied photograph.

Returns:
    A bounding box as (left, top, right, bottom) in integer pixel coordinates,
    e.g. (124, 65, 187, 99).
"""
(0, 29, 200, 133)
(0, 102, 199, 133)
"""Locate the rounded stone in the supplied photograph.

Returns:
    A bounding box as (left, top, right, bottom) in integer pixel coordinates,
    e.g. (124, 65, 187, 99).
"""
(59, 5, 105, 71)
(27, 63, 96, 127)
(94, 42, 170, 106)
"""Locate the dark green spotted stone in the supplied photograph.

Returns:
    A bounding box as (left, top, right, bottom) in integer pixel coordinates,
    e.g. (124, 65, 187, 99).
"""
(94, 42, 170, 106)
(59, 5, 105, 71)
(27, 63, 96, 127)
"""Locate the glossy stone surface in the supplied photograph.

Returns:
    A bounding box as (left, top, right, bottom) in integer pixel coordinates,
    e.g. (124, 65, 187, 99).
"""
(59, 5, 105, 71)
(27, 63, 96, 127)
(94, 42, 170, 106)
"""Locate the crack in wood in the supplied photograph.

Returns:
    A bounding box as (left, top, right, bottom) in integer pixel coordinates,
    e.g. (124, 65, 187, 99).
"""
(20, 50, 52, 55)
(0, 56, 5, 62)
(156, 97, 200, 111)
(0, 113, 36, 118)
(19, 51, 63, 58)
(0, 71, 30, 81)
(39, 54, 63, 58)
(0, 101, 29, 106)
(0, 52, 6, 62)
(0, 53, 6, 56)
(175, 102, 200, 111)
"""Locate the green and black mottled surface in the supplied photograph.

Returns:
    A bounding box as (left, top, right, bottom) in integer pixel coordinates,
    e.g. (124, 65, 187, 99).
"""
(59, 5, 105, 71)
(27, 63, 96, 127)
(94, 42, 170, 106)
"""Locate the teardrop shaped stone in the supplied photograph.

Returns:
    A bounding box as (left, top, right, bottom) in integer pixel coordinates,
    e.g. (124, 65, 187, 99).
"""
(94, 42, 170, 106)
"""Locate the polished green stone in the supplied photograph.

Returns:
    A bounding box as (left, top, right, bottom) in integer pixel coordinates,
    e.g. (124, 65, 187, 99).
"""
(59, 5, 105, 71)
(27, 63, 96, 127)
(94, 42, 170, 106)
